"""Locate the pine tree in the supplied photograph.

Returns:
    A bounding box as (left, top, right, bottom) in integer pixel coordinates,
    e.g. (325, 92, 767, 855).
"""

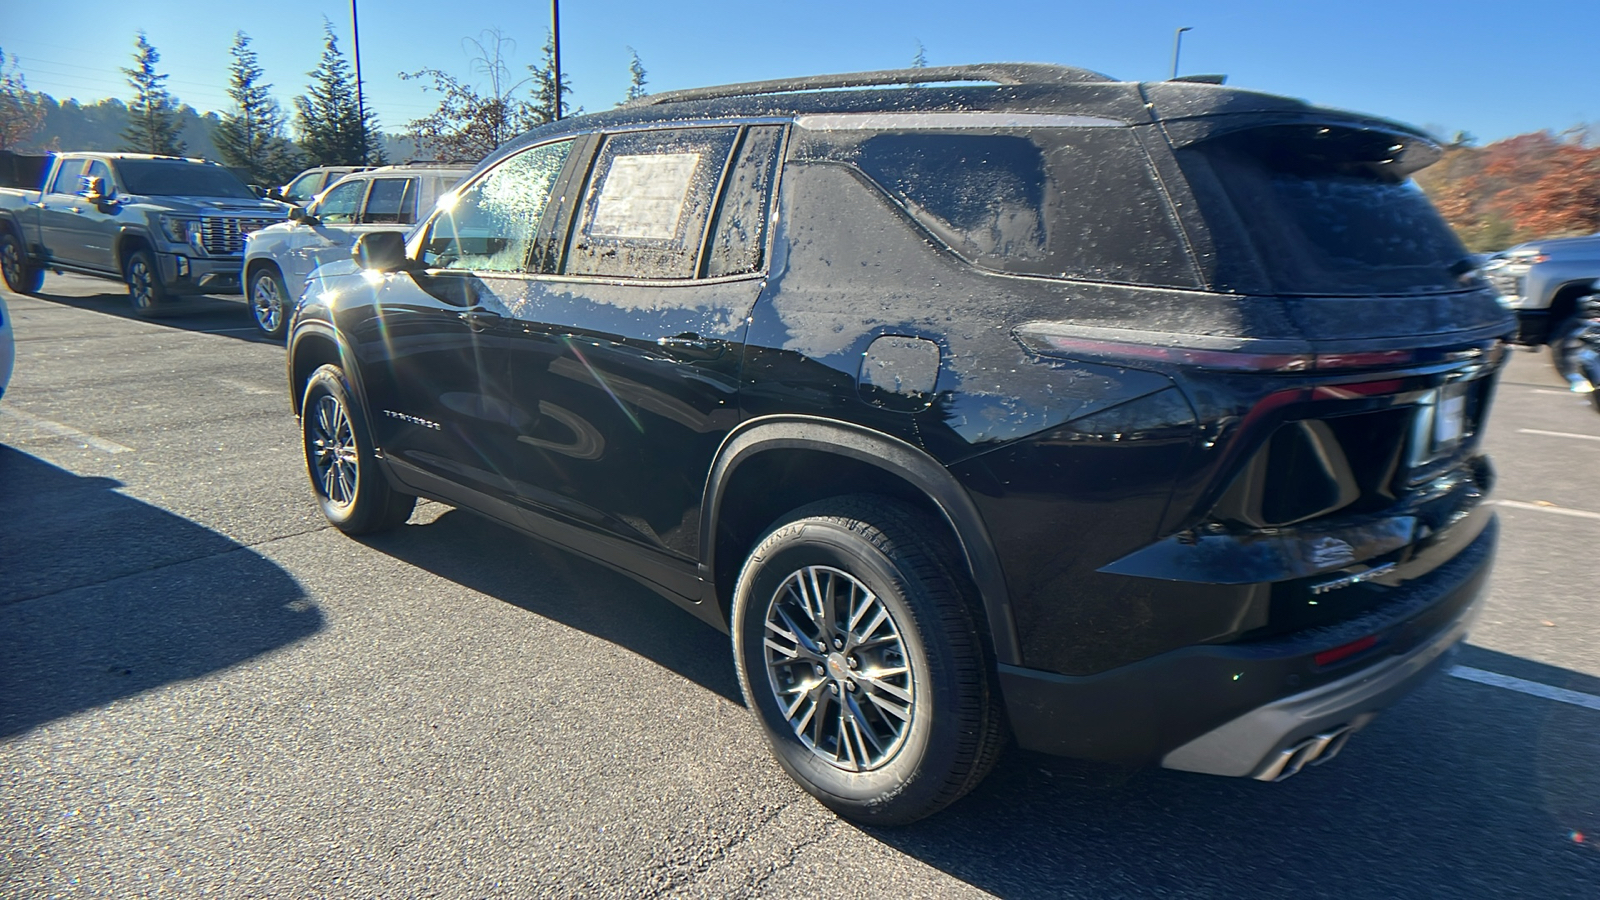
(527, 33, 576, 126)
(214, 32, 301, 185)
(623, 48, 648, 103)
(120, 32, 185, 156)
(912, 40, 928, 69)
(294, 21, 383, 166)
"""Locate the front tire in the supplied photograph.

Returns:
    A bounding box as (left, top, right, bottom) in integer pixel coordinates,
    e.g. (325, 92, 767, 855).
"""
(249, 265, 290, 339)
(301, 364, 416, 534)
(124, 249, 167, 317)
(732, 496, 1005, 825)
(0, 230, 44, 295)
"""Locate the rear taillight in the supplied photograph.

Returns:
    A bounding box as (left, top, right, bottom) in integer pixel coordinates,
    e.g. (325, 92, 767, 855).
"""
(1018, 330, 1418, 373)
(1314, 634, 1379, 667)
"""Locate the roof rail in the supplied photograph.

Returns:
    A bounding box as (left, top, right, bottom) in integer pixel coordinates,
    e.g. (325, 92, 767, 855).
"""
(622, 63, 1115, 109)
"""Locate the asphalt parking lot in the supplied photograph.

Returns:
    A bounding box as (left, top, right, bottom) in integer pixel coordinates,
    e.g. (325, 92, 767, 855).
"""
(2, 276, 1598, 899)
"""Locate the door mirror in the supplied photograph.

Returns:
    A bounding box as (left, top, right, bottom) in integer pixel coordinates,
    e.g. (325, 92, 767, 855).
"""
(353, 231, 411, 272)
(79, 175, 108, 202)
(288, 205, 319, 227)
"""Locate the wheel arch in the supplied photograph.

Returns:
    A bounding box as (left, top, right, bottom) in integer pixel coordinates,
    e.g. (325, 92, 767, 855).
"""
(1546, 280, 1596, 341)
(287, 323, 362, 419)
(113, 228, 155, 271)
(701, 415, 1020, 665)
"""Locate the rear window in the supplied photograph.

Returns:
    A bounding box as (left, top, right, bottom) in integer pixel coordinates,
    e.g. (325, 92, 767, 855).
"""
(851, 128, 1198, 288)
(1178, 126, 1469, 296)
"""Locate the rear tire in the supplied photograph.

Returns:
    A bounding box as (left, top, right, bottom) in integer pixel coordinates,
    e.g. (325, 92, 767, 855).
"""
(731, 495, 1005, 825)
(249, 265, 290, 339)
(301, 364, 416, 534)
(0, 230, 44, 295)
(124, 249, 167, 317)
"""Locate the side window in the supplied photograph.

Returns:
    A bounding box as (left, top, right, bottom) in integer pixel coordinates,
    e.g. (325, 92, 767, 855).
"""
(362, 178, 415, 225)
(421, 139, 572, 272)
(283, 172, 322, 204)
(314, 179, 367, 225)
(49, 159, 87, 195)
(84, 160, 113, 196)
(704, 126, 783, 278)
(564, 127, 739, 280)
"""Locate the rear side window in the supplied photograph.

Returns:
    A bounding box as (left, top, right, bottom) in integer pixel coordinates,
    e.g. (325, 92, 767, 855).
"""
(564, 127, 739, 280)
(363, 177, 415, 225)
(704, 126, 783, 278)
(853, 129, 1197, 288)
(49, 159, 87, 195)
(1178, 126, 1469, 295)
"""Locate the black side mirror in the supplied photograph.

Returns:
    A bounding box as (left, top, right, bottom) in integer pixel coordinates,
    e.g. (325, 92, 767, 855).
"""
(79, 174, 109, 203)
(353, 231, 410, 272)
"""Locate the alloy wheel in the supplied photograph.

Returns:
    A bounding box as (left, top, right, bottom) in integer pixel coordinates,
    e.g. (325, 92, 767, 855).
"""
(762, 565, 915, 772)
(308, 394, 359, 508)
(1, 239, 19, 288)
(128, 258, 155, 310)
(252, 274, 283, 333)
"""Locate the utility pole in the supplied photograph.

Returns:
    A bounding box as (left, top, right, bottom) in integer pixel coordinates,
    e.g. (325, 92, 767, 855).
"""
(351, 0, 368, 165)
(550, 0, 563, 121)
(1170, 26, 1192, 80)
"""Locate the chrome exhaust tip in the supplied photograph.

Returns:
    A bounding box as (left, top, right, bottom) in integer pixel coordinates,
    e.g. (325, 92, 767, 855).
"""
(1253, 725, 1356, 782)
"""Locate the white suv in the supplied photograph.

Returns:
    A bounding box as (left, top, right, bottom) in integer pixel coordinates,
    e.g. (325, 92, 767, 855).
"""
(243, 163, 473, 337)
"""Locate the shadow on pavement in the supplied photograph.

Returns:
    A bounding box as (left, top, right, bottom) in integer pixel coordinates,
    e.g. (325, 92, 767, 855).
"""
(26, 283, 275, 344)
(357, 506, 744, 706)
(863, 644, 1600, 899)
(0, 446, 320, 737)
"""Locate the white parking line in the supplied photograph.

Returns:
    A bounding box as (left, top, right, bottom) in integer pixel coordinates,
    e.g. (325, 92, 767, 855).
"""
(1518, 428, 1600, 442)
(1449, 666, 1600, 712)
(1494, 499, 1600, 520)
(0, 406, 133, 454)
(1530, 388, 1578, 396)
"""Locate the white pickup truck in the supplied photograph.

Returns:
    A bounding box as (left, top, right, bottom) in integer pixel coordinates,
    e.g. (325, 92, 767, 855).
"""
(1483, 233, 1600, 376)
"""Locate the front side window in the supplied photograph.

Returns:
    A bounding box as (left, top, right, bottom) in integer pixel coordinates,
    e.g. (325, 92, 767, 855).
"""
(313, 180, 367, 225)
(421, 139, 573, 272)
(565, 127, 739, 279)
(362, 178, 416, 225)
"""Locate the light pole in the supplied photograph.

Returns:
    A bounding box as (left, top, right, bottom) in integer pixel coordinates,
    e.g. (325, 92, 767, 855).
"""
(1170, 26, 1192, 80)
(550, 0, 563, 121)
(351, 0, 367, 164)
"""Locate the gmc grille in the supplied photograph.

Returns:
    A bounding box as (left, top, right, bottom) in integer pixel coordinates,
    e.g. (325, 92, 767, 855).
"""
(200, 217, 277, 256)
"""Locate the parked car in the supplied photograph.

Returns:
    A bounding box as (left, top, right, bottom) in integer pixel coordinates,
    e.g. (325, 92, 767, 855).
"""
(286, 64, 1510, 824)
(0, 153, 288, 312)
(1482, 234, 1600, 375)
(275, 166, 373, 206)
(243, 163, 472, 338)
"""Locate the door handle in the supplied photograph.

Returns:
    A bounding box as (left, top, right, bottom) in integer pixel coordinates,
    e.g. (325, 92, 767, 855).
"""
(66, 206, 82, 214)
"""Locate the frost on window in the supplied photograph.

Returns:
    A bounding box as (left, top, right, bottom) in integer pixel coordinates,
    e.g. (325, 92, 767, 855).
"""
(422, 140, 572, 272)
(566, 127, 739, 280)
(589, 153, 700, 240)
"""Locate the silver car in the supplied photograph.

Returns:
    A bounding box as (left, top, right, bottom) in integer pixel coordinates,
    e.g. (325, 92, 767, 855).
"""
(242, 164, 472, 338)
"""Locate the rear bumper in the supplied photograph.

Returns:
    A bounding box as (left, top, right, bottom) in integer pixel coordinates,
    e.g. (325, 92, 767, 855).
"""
(998, 514, 1495, 773)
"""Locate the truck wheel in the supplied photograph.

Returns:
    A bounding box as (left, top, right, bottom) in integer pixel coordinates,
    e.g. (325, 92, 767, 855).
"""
(301, 364, 416, 534)
(124, 249, 168, 317)
(0, 231, 44, 295)
(249, 265, 290, 340)
(731, 496, 1005, 825)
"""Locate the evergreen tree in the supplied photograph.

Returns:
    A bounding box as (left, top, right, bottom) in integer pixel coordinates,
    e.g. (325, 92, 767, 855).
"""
(623, 48, 648, 103)
(120, 32, 185, 156)
(527, 33, 576, 126)
(912, 40, 928, 69)
(214, 32, 301, 185)
(294, 21, 383, 166)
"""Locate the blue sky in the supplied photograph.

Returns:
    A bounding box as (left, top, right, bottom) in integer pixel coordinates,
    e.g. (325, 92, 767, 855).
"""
(5, 0, 1597, 144)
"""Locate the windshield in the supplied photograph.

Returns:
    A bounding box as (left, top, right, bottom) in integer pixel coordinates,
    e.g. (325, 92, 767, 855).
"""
(1178, 126, 1469, 295)
(112, 160, 259, 200)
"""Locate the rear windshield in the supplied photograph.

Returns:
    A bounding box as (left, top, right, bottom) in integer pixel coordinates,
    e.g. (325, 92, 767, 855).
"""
(848, 128, 1199, 288)
(1178, 126, 1469, 296)
(112, 160, 258, 200)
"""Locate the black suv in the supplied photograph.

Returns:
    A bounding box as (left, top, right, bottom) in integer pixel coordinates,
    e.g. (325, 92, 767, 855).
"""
(286, 64, 1511, 824)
